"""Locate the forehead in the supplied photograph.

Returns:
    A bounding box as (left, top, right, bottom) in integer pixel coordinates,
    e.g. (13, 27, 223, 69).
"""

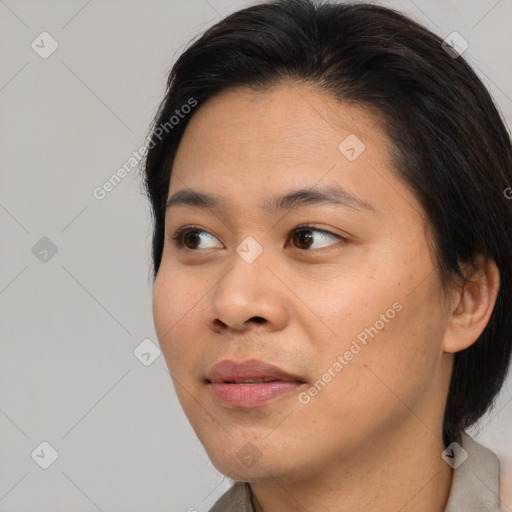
(168, 83, 421, 223)
(174, 83, 382, 161)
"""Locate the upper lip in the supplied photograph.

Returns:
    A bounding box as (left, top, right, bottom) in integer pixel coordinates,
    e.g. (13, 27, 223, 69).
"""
(207, 359, 305, 384)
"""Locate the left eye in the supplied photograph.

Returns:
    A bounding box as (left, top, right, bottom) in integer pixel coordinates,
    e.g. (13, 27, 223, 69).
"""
(289, 226, 343, 250)
(169, 225, 344, 251)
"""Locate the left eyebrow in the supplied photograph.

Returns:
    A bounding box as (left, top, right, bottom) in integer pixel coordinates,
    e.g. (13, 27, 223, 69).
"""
(165, 184, 377, 215)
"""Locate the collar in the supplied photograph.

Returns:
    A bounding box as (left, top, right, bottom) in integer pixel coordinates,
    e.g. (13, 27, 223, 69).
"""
(444, 431, 502, 511)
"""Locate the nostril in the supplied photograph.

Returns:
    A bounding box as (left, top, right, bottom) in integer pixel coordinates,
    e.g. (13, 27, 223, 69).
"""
(250, 317, 266, 324)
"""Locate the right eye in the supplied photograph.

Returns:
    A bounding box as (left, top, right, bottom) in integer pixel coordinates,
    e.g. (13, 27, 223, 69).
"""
(169, 226, 223, 250)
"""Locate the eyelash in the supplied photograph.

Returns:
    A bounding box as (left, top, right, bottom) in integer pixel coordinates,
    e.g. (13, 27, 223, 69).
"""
(169, 224, 346, 252)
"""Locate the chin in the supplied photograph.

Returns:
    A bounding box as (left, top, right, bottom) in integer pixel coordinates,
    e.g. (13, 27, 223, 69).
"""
(205, 440, 310, 485)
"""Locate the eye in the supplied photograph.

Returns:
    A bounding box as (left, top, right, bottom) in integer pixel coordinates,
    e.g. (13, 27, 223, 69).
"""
(289, 225, 344, 250)
(169, 225, 223, 250)
(169, 224, 345, 252)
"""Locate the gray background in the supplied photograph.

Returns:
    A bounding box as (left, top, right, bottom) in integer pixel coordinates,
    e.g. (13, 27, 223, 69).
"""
(0, 0, 511, 510)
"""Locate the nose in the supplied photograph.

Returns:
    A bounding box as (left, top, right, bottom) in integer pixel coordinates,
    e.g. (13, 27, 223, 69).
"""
(205, 249, 289, 333)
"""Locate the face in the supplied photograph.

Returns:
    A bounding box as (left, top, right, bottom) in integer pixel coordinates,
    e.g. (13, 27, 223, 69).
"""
(152, 83, 454, 484)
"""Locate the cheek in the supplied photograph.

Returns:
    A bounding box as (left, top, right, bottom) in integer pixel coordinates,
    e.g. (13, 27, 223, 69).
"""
(152, 265, 204, 371)
(152, 271, 174, 348)
(295, 303, 444, 451)
(309, 266, 444, 410)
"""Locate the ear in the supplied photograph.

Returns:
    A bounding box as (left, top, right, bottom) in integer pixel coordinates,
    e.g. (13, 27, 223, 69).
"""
(443, 254, 500, 354)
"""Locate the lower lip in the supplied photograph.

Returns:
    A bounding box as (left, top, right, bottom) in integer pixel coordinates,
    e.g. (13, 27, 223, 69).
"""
(209, 381, 303, 408)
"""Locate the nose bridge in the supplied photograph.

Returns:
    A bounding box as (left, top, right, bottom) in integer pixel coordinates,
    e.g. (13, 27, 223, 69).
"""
(216, 235, 268, 306)
(207, 235, 287, 331)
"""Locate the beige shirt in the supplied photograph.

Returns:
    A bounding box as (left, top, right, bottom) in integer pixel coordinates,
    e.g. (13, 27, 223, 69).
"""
(209, 432, 503, 511)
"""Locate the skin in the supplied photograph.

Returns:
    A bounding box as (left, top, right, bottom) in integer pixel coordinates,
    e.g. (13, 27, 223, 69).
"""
(152, 82, 500, 512)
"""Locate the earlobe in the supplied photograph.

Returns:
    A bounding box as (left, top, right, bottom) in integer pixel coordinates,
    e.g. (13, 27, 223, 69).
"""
(442, 255, 500, 354)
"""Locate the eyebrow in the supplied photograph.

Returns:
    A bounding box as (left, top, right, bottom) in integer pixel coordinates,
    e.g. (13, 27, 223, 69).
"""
(165, 185, 376, 215)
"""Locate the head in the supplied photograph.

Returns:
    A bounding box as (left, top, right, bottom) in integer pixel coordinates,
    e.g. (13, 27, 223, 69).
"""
(143, 0, 512, 482)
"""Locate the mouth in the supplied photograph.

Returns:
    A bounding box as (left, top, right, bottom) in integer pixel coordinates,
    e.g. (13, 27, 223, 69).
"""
(206, 359, 306, 408)
(221, 378, 281, 384)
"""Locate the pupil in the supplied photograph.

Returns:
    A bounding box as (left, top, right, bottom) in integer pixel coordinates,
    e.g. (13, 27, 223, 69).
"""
(295, 230, 313, 249)
(185, 231, 200, 248)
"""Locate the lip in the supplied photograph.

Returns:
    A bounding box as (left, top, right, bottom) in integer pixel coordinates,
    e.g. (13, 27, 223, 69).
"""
(207, 359, 306, 408)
